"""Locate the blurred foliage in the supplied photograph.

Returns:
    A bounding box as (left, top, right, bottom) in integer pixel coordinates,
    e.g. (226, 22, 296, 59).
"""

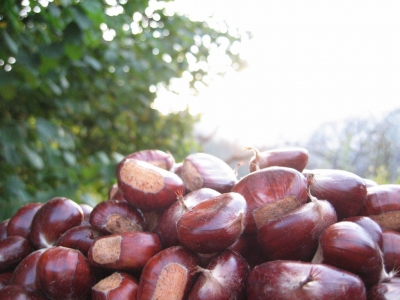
(0, 0, 250, 219)
(305, 108, 400, 184)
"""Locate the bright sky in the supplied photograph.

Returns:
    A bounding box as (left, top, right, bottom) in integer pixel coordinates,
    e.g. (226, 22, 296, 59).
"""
(159, 1, 400, 147)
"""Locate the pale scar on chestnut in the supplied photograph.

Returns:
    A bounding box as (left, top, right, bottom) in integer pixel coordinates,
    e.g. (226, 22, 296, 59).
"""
(181, 161, 203, 191)
(120, 160, 164, 193)
(92, 235, 122, 264)
(106, 214, 142, 234)
(152, 263, 188, 300)
(92, 272, 122, 292)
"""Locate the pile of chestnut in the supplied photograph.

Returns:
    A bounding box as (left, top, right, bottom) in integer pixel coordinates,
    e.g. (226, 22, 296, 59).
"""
(1, 147, 400, 299)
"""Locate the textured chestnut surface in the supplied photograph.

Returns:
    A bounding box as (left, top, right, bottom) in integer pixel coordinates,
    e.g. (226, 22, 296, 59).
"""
(381, 229, 400, 275)
(11, 248, 46, 291)
(92, 271, 139, 300)
(153, 188, 221, 248)
(247, 260, 367, 299)
(117, 158, 185, 212)
(180, 152, 237, 193)
(232, 166, 308, 234)
(36, 246, 96, 300)
(137, 246, 199, 300)
(307, 169, 367, 220)
(88, 231, 162, 273)
(177, 192, 247, 254)
(28, 197, 84, 249)
(188, 250, 249, 300)
(55, 225, 103, 257)
(247, 146, 309, 172)
(0, 235, 33, 272)
(257, 198, 337, 262)
(7, 202, 42, 238)
(313, 221, 386, 288)
(89, 199, 145, 235)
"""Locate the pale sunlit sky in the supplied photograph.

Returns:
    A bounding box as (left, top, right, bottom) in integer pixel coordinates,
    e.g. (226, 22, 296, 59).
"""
(157, 1, 400, 147)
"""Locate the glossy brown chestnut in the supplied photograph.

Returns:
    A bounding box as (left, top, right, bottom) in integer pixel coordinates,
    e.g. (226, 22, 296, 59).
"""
(312, 221, 387, 288)
(137, 246, 200, 300)
(367, 276, 400, 300)
(232, 166, 309, 234)
(344, 215, 383, 249)
(7, 202, 42, 239)
(247, 260, 367, 299)
(92, 271, 139, 300)
(88, 231, 162, 273)
(381, 229, 400, 275)
(188, 249, 250, 300)
(80, 203, 93, 225)
(153, 188, 221, 248)
(10, 248, 46, 291)
(89, 199, 145, 235)
(0, 271, 13, 289)
(108, 183, 126, 202)
(180, 152, 237, 193)
(36, 246, 96, 300)
(257, 196, 337, 262)
(117, 149, 175, 170)
(176, 192, 247, 254)
(117, 158, 185, 212)
(0, 235, 33, 272)
(0, 285, 48, 299)
(246, 146, 309, 172)
(359, 184, 400, 231)
(55, 225, 103, 257)
(306, 168, 367, 220)
(28, 197, 84, 249)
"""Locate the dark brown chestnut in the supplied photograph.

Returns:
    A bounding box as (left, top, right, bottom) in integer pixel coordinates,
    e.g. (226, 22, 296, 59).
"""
(344, 215, 383, 249)
(28, 197, 84, 249)
(117, 158, 185, 212)
(0, 235, 33, 273)
(7, 202, 42, 239)
(87, 231, 162, 273)
(180, 152, 237, 193)
(0, 271, 13, 290)
(367, 276, 400, 299)
(89, 199, 145, 235)
(381, 229, 400, 276)
(0, 285, 48, 299)
(0, 219, 9, 241)
(176, 192, 247, 254)
(36, 246, 96, 300)
(137, 246, 200, 300)
(246, 146, 309, 172)
(92, 271, 139, 300)
(117, 149, 175, 170)
(247, 260, 367, 299)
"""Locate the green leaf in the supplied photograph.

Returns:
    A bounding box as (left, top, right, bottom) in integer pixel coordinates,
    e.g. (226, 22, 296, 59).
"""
(3, 30, 18, 54)
(40, 42, 65, 59)
(70, 6, 92, 30)
(65, 43, 83, 60)
(36, 118, 58, 142)
(83, 55, 102, 70)
(64, 22, 83, 45)
(22, 145, 45, 170)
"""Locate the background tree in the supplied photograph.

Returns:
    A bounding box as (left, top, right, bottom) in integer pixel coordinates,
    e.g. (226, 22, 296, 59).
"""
(0, 0, 250, 219)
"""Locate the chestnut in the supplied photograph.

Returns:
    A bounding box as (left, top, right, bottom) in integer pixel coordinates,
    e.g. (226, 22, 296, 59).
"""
(116, 158, 185, 212)
(117, 149, 175, 170)
(0, 235, 34, 273)
(312, 221, 388, 288)
(92, 271, 139, 300)
(89, 199, 145, 235)
(10, 248, 46, 291)
(188, 250, 250, 300)
(344, 215, 383, 249)
(232, 166, 308, 234)
(0, 271, 13, 290)
(367, 276, 400, 299)
(55, 224, 103, 257)
(176, 192, 247, 254)
(7, 202, 42, 239)
(247, 260, 367, 299)
(28, 197, 84, 249)
(381, 229, 400, 276)
(306, 168, 367, 220)
(80, 203, 93, 225)
(153, 188, 221, 248)
(0, 219, 9, 241)
(36, 246, 96, 300)
(0, 285, 48, 299)
(137, 246, 199, 300)
(246, 146, 309, 172)
(88, 231, 162, 273)
(257, 195, 337, 262)
(180, 152, 237, 193)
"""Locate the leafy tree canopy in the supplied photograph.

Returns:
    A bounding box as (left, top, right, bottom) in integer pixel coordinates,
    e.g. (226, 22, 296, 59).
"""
(0, 0, 250, 219)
